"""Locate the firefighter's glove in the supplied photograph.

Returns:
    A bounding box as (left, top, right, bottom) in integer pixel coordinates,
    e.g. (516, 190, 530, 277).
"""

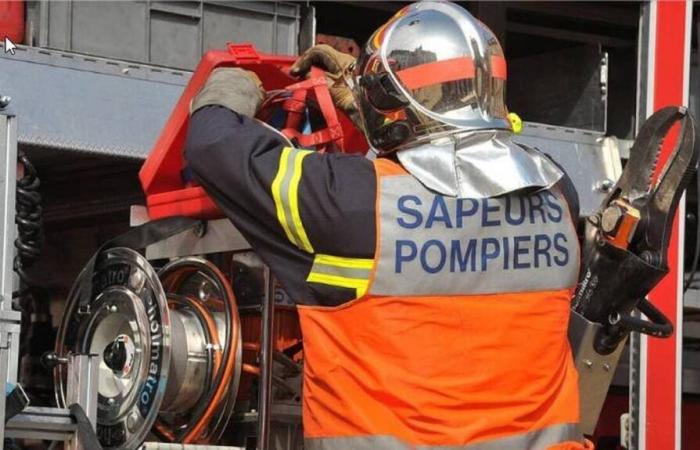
(191, 68, 264, 118)
(290, 44, 358, 115)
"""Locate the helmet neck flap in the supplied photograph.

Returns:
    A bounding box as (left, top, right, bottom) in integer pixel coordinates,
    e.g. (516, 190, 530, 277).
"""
(355, 1, 563, 197)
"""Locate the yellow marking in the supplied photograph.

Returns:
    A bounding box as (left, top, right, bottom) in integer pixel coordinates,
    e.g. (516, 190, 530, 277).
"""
(288, 149, 314, 253)
(307, 272, 369, 298)
(507, 112, 523, 134)
(314, 254, 373, 269)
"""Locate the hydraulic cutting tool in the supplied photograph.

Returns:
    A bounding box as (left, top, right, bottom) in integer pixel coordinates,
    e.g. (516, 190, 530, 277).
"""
(569, 106, 698, 433)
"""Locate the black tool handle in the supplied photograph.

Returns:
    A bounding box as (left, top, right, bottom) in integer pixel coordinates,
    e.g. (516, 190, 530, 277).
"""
(594, 297, 674, 354)
(617, 297, 674, 338)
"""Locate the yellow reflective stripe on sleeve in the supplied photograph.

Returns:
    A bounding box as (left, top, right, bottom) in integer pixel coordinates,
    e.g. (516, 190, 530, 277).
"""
(313, 254, 374, 269)
(307, 273, 370, 297)
(289, 149, 314, 253)
(271, 147, 314, 253)
(306, 254, 373, 297)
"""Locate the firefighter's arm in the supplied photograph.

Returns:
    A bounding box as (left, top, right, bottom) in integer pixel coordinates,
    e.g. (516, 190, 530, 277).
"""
(184, 72, 375, 305)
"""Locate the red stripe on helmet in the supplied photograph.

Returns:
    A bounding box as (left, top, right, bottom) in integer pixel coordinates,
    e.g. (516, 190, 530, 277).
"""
(491, 55, 507, 79)
(396, 55, 507, 90)
(397, 57, 475, 90)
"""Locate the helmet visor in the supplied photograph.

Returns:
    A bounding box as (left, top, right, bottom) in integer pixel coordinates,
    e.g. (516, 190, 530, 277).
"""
(381, 4, 508, 128)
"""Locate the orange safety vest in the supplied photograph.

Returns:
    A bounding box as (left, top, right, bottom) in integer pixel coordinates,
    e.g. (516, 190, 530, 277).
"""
(298, 158, 589, 450)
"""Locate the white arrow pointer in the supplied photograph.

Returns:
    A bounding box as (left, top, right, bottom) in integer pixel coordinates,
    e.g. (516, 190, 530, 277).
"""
(4, 37, 17, 55)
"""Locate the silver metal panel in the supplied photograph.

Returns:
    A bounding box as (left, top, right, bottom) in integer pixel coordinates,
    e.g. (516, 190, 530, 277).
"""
(0, 115, 18, 313)
(684, 288, 700, 310)
(515, 122, 623, 217)
(29, 0, 300, 70)
(5, 406, 76, 441)
(0, 113, 22, 440)
(568, 311, 626, 435)
(65, 354, 99, 450)
(0, 44, 189, 158)
(258, 266, 275, 450)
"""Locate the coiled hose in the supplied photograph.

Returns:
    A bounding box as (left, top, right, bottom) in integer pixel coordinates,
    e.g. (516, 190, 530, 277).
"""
(13, 151, 43, 303)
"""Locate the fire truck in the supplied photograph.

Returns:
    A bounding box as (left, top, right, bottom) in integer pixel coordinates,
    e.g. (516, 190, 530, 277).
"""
(0, 1, 696, 449)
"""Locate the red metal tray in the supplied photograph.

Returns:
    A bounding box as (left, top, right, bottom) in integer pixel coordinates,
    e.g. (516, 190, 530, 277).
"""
(140, 43, 367, 220)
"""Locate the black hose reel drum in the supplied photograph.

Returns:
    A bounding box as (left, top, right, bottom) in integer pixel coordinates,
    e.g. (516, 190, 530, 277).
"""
(54, 248, 242, 449)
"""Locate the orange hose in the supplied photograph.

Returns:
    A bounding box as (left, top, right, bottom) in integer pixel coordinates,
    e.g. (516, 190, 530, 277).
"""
(204, 297, 226, 310)
(243, 342, 260, 352)
(242, 363, 261, 376)
(182, 266, 240, 443)
(154, 421, 177, 441)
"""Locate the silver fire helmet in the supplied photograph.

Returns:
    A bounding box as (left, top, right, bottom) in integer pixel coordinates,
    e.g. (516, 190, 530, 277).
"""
(353, 1, 510, 154)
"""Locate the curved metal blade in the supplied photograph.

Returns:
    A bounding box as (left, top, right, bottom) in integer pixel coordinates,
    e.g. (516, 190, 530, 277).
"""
(642, 110, 698, 260)
(615, 107, 689, 202)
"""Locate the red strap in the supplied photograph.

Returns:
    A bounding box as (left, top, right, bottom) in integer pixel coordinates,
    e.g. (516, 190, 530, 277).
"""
(282, 128, 329, 152)
(286, 76, 327, 91)
(283, 89, 308, 131)
(396, 55, 506, 90)
(282, 124, 344, 149)
(311, 78, 343, 146)
(490, 56, 507, 80)
(283, 93, 308, 114)
(280, 70, 347, 152)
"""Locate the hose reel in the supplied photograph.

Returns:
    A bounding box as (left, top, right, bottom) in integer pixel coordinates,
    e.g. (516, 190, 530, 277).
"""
(54, 248, 241, 449)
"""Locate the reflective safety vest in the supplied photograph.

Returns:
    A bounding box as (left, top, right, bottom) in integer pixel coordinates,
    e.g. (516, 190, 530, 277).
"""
(298, 158, 589, 450)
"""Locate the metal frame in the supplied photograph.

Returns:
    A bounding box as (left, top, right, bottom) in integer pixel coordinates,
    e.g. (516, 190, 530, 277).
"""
(568, 311, 627, 434)
(0, 112, 22, 439)
(6, 354, 99, 447)
(258, 266, 275, 450)
(0, 110, 99, 448)
(629, 2, 692, 449)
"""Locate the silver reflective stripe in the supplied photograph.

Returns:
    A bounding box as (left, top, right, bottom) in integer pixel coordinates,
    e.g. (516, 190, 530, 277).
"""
(422, 423, 583, 450)
(271, 147, 314, 253)
(305, 435, 411, 450)
(369, 173, 580, 296)
(305, 423, 583, 450)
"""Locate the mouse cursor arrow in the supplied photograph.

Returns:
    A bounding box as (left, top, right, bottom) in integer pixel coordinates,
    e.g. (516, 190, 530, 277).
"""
(4, 37, 17, 55)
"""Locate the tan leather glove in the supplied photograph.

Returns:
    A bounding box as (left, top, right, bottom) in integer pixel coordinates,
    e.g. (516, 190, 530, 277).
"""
(290, 44, 358, 116)
(191, 67, 264, 117)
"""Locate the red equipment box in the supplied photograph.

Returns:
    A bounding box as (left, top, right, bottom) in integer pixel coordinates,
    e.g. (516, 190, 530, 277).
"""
(140, 43, 368, 220)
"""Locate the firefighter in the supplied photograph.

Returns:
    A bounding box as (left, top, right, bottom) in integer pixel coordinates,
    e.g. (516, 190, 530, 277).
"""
(185, 2, 590, 449)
